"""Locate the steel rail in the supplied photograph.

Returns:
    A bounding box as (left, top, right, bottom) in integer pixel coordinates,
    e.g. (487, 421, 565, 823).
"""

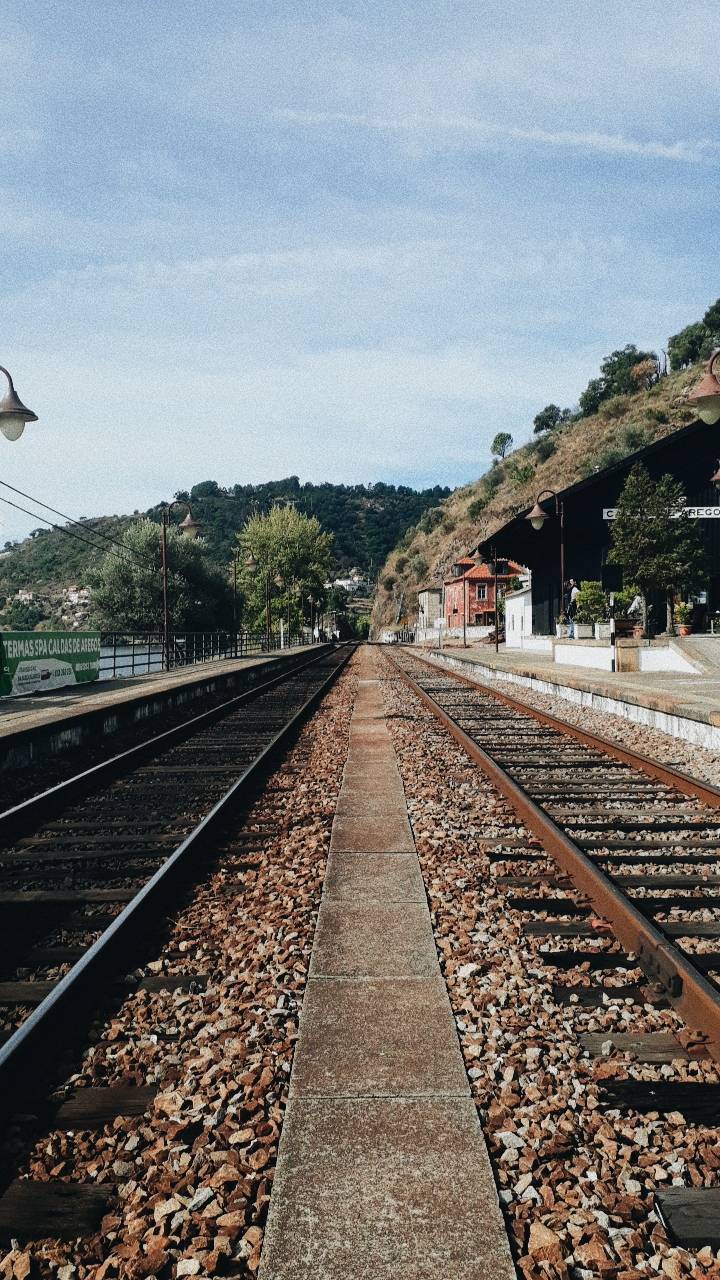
(0, 644, 335, 844)
(406, 649, 720, 810)
(0, 645, 356, 1106)
(388, 651, 720, 1062)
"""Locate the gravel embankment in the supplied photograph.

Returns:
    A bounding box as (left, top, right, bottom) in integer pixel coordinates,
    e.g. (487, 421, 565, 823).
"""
(381, 658, 720, 1280)
(0, 662, 357, 1279)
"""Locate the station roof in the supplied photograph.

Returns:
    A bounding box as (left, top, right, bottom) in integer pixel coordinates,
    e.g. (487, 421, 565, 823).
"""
(473, 416, 708, 568)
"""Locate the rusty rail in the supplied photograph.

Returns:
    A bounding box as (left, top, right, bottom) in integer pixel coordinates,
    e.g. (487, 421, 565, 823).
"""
(388, 650, 720, 1061)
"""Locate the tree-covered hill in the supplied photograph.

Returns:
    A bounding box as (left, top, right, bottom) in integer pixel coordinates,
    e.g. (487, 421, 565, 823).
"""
(0, 478, 450, 623)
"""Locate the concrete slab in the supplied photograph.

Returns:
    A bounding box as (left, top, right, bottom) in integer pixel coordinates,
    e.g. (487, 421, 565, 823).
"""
(324, 852, 426, 901)
(289, 977, 469, 1098)
(330, 812, 415, 853)
(258, 1097, 515, 1280)
(309, 901, 438, 977)
(260, 654, 515, 1280)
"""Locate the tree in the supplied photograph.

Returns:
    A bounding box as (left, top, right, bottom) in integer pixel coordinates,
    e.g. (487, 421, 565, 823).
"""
(578, 345, 658, 416)
(491, 432, 513, 459)
(238, 505, 333, 632)
(90, 519, 232, 632)
(668, 322, 710, 371)
(533, 404, 571, 434)
(703, 298, 720, 333)
(609, 464, 706, 632)
(578, 377, 607, 417)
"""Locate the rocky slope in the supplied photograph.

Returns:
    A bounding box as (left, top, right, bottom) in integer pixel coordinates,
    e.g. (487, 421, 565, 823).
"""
(371, 366, 701, 632)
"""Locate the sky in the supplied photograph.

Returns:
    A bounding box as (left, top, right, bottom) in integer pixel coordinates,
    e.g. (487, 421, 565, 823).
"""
(1, 0, 719, 542)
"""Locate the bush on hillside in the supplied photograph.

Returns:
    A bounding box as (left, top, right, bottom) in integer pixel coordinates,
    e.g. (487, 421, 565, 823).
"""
(382, 573, 396, 591)
(418, 507, 444, 535)
(530, 435, 557, 462)
(467, 497, 486, 521)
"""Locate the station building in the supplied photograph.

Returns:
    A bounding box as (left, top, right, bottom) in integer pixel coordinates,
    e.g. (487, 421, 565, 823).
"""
(476, 417, 720, 637)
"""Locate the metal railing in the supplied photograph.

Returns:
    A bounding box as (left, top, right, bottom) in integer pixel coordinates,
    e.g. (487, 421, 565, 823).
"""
(99, 630, 308, 681)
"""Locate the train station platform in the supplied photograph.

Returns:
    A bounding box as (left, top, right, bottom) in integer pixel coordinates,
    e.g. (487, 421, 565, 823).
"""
(413, 640, 720, 750)
(0, 645, 319, 771)
(260, 647, 514, 1280)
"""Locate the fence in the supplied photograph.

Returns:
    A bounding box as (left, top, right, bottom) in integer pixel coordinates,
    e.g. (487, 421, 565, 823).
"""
(99, 630, 308, 681)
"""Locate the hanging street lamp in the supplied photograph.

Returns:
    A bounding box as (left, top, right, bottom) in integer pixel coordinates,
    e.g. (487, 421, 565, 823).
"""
(0, 366, 38, 442)
(688, 351, 720, 425)
(526, 488, 565, 626)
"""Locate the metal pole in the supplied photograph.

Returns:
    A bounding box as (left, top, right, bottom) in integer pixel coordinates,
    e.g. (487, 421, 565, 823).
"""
(160, 512, 170, 671)
(233, 553, 238, 658)
(494, 552, 499, 654)
(265, 575, 271, 648)
(559, 498, 566, 625)
(610, 591, 616, 674)
(463, 576, 467, 648)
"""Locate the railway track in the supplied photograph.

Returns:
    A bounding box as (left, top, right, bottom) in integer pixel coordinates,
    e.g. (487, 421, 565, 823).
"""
(0, 643, 354, 1110)
(389, 647, 720, 1251)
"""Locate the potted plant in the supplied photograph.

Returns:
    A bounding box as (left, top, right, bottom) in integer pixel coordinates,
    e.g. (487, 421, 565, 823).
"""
(613, 585, 640, 638)
(674, 600, 693, 637)
(555, 614, 569, 638)
(575, 581, 606, 640)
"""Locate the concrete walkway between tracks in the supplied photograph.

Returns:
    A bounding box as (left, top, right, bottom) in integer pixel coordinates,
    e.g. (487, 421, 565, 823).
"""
(259, 648, 515, 1280)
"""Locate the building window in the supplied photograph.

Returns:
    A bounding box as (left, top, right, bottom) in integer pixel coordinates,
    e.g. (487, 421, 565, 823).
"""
(476, 584, 486, 601)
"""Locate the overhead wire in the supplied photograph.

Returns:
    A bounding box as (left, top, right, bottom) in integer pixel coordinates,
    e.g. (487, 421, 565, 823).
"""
(0, 494, 153, 568)
(0, 479, 152, 566)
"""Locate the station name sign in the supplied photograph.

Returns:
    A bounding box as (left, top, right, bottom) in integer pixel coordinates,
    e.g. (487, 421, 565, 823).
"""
(603, 506, 720, 521)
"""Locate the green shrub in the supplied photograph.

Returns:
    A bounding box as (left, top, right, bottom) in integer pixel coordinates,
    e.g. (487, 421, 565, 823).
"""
(508, 461, 535, 486)
(644, 408, 668, 424)
(382, 574, 396, 592)
(467, 497, 486, 521)
(410, 555, 428, 579)
(531, 435, 557, 462)
(575, 580, 606, 624)
(623, 425, 650, 451)
(395, 555, 408, 574)
(598, 395, 629, 421)
(418, 507, 444, 535)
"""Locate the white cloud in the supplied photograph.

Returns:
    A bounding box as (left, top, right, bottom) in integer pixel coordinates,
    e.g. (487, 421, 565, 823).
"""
(275, 109, 719, 165)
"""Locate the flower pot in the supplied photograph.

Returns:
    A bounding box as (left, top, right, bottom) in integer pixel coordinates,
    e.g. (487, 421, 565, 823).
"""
(594, 623, 611, 640)
(678, 624, 692, 637)
(632, 624, 644, 639)
(574, 623, 593, 639)
(555, 624, 569, 638)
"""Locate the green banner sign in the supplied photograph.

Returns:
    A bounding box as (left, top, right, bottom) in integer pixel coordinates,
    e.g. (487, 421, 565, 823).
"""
(0, 631, 101, 698)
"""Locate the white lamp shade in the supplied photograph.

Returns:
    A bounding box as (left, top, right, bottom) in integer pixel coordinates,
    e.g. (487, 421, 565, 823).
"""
(697, 397, 720, 425)
(0, 415, 26, 441)
(529, 515, 546, 531)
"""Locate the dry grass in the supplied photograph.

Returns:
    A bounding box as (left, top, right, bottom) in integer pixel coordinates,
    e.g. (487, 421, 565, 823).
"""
(372, 366, 700, 631)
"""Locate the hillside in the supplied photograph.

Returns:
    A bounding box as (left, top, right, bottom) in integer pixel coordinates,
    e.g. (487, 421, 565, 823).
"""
(371, 365, 702, 632)
(0, 477, 449, 629)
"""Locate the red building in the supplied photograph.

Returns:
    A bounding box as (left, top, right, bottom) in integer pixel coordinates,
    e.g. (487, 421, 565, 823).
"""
(443, 556, 524, 629)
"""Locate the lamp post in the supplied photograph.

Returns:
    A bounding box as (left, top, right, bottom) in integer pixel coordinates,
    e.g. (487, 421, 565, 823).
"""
(160, 501, 202, 670)
(0, 367, 37, 442)
(689, 351, 720, 425)
(526, 489, 565, 628)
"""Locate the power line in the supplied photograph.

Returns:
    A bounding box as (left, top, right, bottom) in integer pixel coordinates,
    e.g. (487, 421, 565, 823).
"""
(0, 494, 150, 568)
(0, 480, 149, 566)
